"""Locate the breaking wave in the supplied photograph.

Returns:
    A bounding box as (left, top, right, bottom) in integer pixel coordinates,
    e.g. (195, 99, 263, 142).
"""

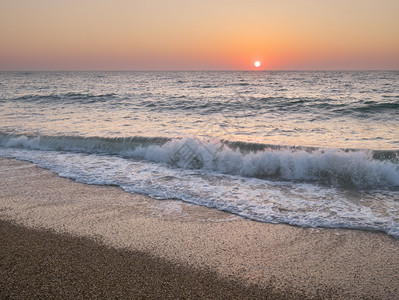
(1, 132, 398, 191)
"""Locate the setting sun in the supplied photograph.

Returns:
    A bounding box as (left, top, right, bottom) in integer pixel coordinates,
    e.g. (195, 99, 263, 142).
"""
(254, 61, 261, 68)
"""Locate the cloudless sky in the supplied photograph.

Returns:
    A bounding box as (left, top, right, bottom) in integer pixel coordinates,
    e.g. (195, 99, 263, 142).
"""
(1, 0, 398, 70)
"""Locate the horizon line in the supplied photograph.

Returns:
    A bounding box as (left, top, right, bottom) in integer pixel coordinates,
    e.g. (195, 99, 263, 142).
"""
(1, 69, 398, 72)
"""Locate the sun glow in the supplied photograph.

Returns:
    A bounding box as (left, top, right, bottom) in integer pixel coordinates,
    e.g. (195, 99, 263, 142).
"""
(254, 61, 261, 68)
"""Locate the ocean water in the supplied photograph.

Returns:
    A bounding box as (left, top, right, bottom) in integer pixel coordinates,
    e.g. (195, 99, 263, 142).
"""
(0, 71, 398, 237)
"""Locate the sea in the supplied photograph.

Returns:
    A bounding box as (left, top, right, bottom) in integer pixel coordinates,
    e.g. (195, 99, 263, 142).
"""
(0, 71, 398, 237)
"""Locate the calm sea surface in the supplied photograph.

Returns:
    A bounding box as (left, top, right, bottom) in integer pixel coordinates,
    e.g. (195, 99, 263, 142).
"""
(1, 71, 398, 237)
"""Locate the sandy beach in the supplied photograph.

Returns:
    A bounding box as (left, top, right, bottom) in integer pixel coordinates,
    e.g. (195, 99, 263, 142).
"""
(1, 156, 399, 299)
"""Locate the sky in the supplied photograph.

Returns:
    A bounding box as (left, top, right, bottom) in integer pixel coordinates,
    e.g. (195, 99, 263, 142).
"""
(1, 0, 398, 70)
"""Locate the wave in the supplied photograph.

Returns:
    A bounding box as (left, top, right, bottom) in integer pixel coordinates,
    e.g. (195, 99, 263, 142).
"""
(1, 132, 398, 190)
(247, 96, 399, 115)
(0, 133, 169, 154)
(7, 91, 399, 119)
(11, 92, 119, 104)
(353, 101, 399, 112)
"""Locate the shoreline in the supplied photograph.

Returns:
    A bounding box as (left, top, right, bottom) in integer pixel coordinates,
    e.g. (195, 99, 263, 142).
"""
(1, 156, 399, 299)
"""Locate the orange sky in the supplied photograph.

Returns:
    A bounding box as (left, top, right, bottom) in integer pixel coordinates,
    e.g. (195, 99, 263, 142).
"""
(1, 0, 398, 70)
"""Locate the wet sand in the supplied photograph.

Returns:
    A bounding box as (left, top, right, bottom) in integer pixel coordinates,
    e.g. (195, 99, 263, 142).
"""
(1, 156, 399, 299)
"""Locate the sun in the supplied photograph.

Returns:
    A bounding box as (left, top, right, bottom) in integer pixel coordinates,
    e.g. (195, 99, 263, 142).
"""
(254, 61, 261, 68)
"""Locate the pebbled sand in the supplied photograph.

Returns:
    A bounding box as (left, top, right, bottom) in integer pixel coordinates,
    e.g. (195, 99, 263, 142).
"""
(1, 156, 399, 299)
(0, 219, 301, 299)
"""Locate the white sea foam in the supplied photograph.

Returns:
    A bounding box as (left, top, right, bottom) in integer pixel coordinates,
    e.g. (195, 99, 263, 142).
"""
(1, 133, 398, 190)
(1, 147, 398, 238)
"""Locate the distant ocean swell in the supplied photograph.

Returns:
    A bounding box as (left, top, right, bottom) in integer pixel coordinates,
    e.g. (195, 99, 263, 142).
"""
(1, 132, 398, 191)
(10, 92, 120, 104)
(7, 92, 399, 114)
